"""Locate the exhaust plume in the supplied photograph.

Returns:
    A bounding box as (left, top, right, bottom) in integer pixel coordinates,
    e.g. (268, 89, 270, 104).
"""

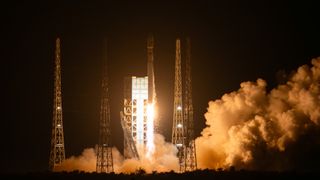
(115, 133, 179, 173)
(196, 57, 320, 171)
(54, 148, 96, 172)
(55, 134, 179, 173)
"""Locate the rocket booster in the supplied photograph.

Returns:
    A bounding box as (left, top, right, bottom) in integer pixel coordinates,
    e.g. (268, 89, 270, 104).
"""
(147, 35, 155, 104)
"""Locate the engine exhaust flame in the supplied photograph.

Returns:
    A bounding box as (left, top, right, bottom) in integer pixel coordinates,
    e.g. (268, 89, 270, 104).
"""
(146, 103, 155, 158)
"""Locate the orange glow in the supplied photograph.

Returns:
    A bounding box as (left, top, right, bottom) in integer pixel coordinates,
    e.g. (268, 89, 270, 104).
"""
(146, 103, 155, 158)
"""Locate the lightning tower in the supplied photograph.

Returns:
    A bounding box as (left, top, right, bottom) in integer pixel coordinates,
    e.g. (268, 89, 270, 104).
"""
(184, 38, 197, 171)
(96, 42, 114, 173)
(172, 39, 186, 172)
(49, 38, 66, 171)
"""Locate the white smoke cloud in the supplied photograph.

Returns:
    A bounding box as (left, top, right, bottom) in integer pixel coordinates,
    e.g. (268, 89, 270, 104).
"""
(55, 133, 179, 173)
(54, 148, 96, 172)
(56, 57, 320, 172)
(115, 133, 179, 173)
(196, 57, 320, 171)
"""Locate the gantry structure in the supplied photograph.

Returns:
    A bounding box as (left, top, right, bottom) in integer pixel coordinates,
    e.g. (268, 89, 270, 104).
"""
(96, 41, 114, 173)
(49, 38, 66, 171)
(172, 38, 197, 172)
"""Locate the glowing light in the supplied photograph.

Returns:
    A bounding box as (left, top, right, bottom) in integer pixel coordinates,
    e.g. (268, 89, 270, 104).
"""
(131, 76, 148, 156)
(177, 106, 182, 110)
(177, 123, 183, 128)
(136, 98, 144, 146)
(57, 106, 61, 110)
(176, 143, 183, 147)
(57, 124, 61, 127)
(146, 103, 155, 157)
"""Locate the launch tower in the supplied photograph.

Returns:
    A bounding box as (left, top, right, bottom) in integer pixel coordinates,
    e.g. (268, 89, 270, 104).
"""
(49, 38, 66, 171)
(184, 38, 197, 171)
(96, 42, 114, 173)
(172, 38, 197, 172)
(171, 39, 186, 172)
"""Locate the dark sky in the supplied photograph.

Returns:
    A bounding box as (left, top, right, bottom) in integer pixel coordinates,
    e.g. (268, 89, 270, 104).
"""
(3, 0, 320, 173)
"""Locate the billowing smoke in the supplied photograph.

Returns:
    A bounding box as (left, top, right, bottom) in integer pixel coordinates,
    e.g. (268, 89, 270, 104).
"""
(56, 57, 320, 173)
(115, 133, 179, 173)
(54, 148, 96, 172)
(55, 133, 179, 173)
(196, 57, 320, 171)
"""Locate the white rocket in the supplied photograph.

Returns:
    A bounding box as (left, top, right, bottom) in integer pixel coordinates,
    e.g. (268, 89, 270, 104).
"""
(147, 35, 155, 104)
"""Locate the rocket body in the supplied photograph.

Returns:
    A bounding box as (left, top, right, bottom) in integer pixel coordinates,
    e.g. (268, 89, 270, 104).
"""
(147, 35, 155, 104)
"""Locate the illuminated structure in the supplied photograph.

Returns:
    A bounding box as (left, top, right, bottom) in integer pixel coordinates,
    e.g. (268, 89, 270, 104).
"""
(96, 42, 114, 173)
(146, 35, 155, 155)
(123, 76, 148, 157)
(122, 35, 155, 158)
(184, 38, 197, 171)
(120, 110, 139, 159)
(172, 38, 197, 172)
(171, 39, 186, 172)
(49, 38, 66, 171)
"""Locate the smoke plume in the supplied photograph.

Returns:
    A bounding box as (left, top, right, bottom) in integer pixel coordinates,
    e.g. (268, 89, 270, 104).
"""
(55, 133, 179, 173)
(196, 57, 320, 171)
(56, 57, 320, 173)
(54, 148, 96, 172)
(115, 133, 179, 173)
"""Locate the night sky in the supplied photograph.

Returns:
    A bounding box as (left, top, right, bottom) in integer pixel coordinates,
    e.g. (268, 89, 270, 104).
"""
(4, 0, 320, 173)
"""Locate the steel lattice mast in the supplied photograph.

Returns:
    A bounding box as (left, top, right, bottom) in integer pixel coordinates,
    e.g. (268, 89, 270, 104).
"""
(184, 38, 197, 171)
(49, 38, 66, 171)
(172, 39, 186, 172)
(96, 41, 114, 173)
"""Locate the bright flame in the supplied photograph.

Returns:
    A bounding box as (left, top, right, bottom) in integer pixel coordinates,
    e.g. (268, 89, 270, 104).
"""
(136, 99, 144, 148)
(146, 103, 155, 158)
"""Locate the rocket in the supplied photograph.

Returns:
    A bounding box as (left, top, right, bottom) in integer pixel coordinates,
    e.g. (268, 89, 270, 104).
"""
(147, 35, 155, 104)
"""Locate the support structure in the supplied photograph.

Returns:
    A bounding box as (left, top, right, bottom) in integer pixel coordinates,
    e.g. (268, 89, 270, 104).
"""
(49, 38, 66, 171)
(96, 42, 114, 173)
(120, 111, 139, 159)
(123, 76, 148, 158)
(122, 35, 156, 158)
(184, 38, 197, 171)
(171, 39, 186, 172)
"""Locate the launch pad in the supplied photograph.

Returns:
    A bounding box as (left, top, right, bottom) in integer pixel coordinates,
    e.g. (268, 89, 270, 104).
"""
(49, 35, 197, 173)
